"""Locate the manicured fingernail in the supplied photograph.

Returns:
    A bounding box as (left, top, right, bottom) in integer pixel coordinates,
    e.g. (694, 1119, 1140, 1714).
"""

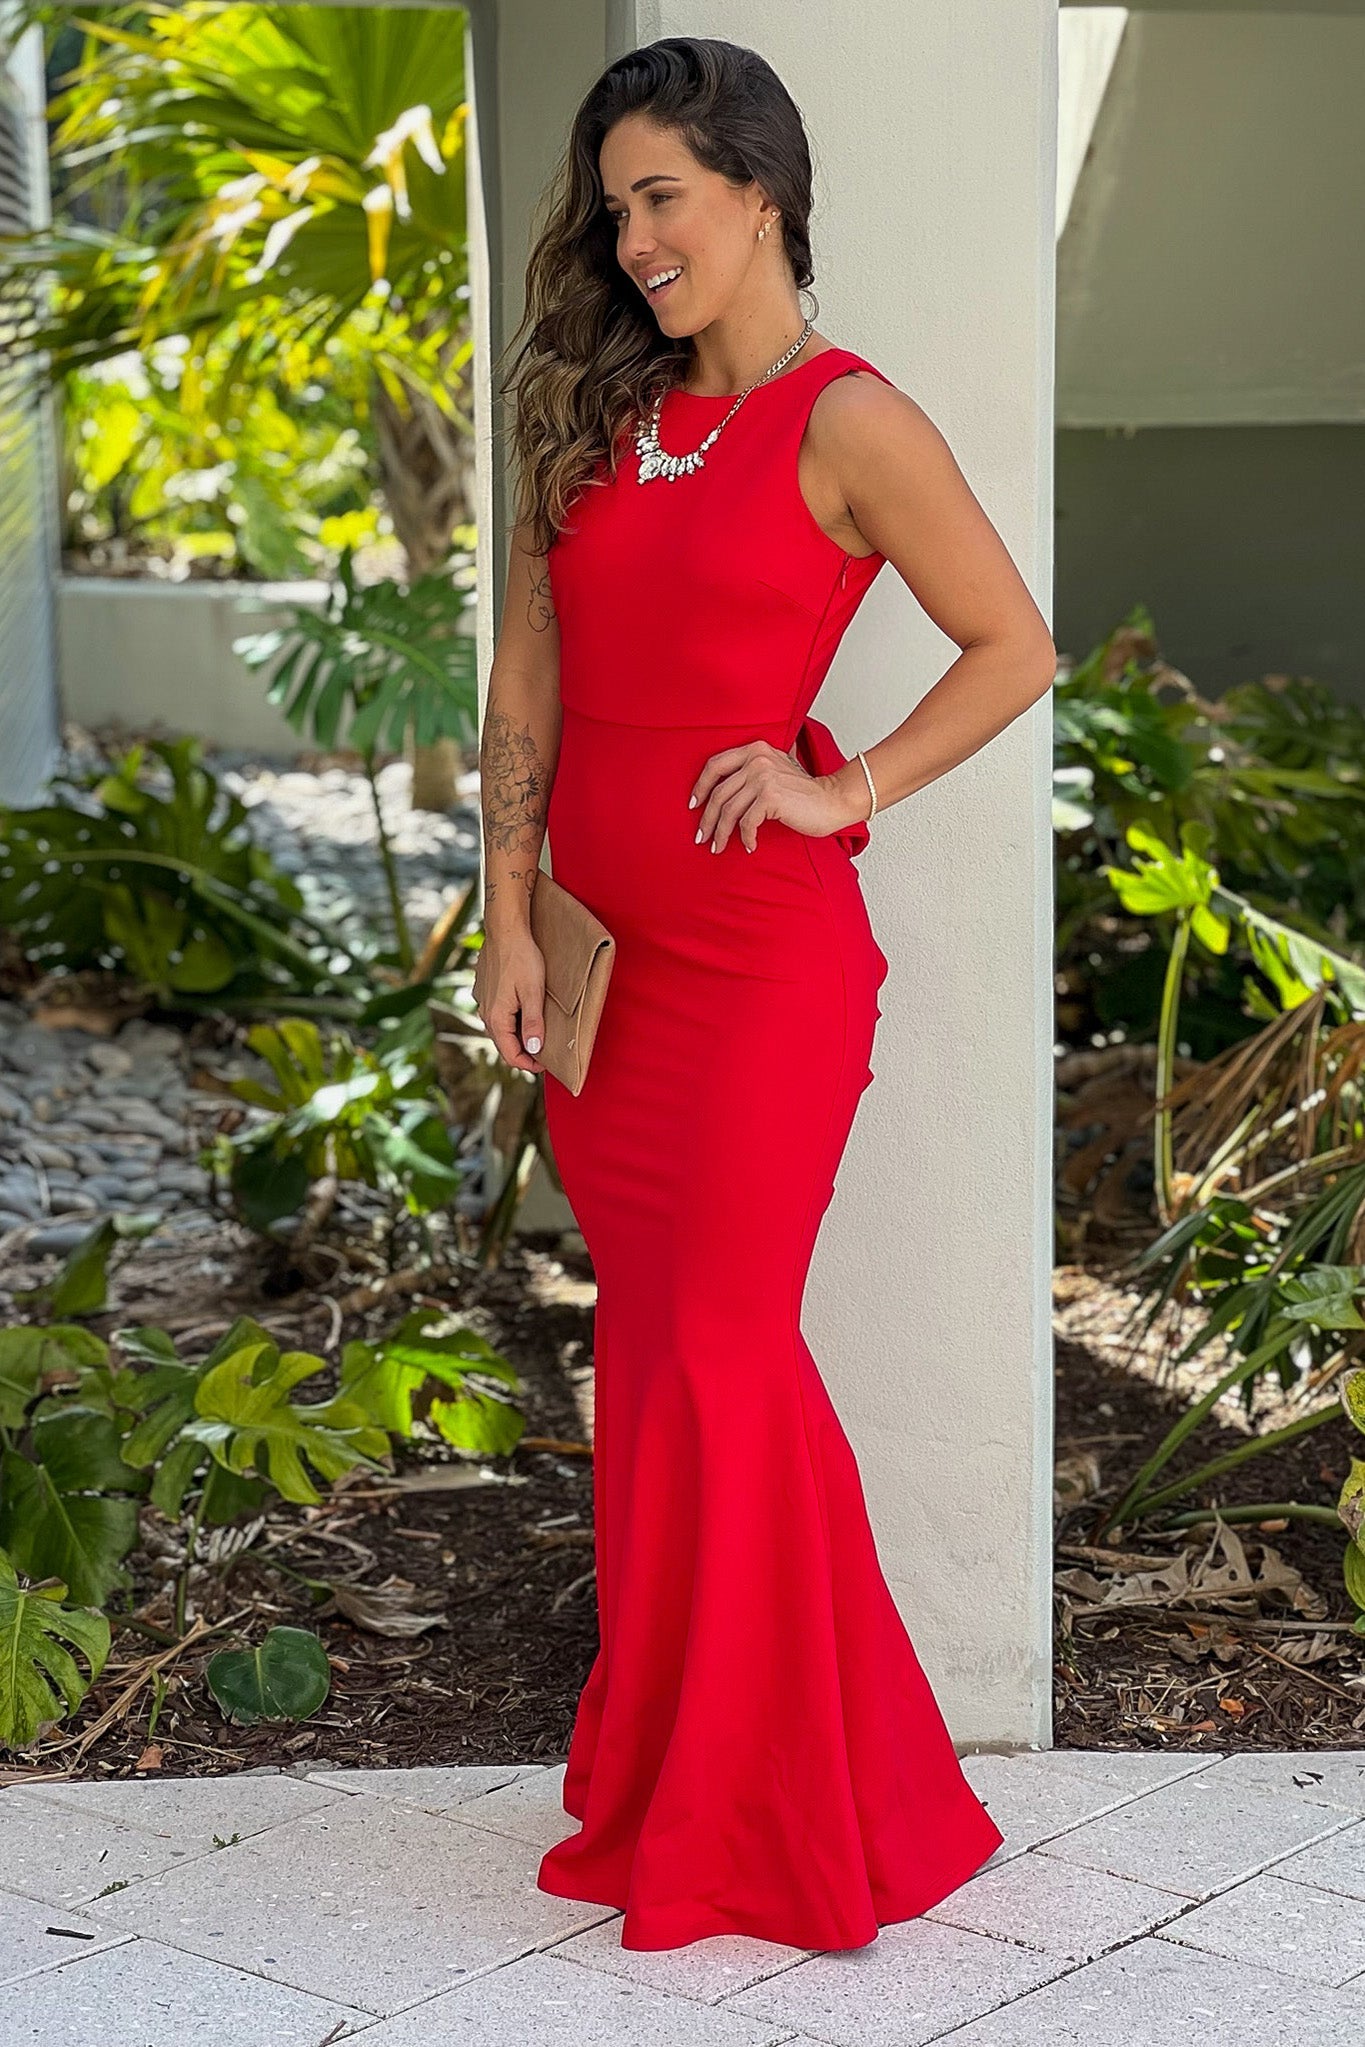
(710, 839, 719, 853)
(694, 826, 704, 843)
(688, 793, 698, 808)
(526, 1036, 541, 1053)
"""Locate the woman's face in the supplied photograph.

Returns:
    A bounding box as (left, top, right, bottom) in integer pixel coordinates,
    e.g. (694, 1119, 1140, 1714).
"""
(599, 112, 767, 335)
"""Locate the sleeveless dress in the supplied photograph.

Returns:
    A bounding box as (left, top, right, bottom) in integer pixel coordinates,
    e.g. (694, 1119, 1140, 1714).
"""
(534, 345, 1004, 1951)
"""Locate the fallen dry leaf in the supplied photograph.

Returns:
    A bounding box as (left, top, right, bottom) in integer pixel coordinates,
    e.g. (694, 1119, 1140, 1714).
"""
(325, 1575, 449, 1637)
(1054, 1451, 1104, 1508)
(1055, 1513, 1328, 1625)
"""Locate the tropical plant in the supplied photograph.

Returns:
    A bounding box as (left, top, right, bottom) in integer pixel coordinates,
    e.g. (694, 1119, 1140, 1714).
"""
(0, 1315, 389, 1646)
(0, 1298, 522, 1745)
(0, 1406, 151, 1608)
(234, 546, 479, 968)
(206, 1622, 332, 1724)
(2, 1, 476, 800)
(0, 722, 551, 1254)
(1086, 820, 1365, 1625)
(12, 1213, 160, 1319)
(178, 1328, 392, 1507)
(1054, 607, 1365, 1055)
(339, 1304, 526, 1457)
(210, 1015, 464, 1234)
(0, 1326, 150, 1609)
(61, 335, 377, 577)
(0, 734, 374, 1013)
(1104, 819, 1365, 1226)
(1340, 1369, 1365, 1631)
(0, 1549, 111, 1751)
(8, 4, 473, 550)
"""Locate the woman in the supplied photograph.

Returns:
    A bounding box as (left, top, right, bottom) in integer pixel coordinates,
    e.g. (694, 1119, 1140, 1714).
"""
(474, 37, 1055, 1952)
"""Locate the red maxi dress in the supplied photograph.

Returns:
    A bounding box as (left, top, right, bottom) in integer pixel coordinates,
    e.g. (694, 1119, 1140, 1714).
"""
(534, 344, 1004, 1950)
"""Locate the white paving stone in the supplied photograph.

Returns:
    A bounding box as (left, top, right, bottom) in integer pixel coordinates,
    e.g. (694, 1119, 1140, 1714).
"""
(545, 1911, 812, 2003)
(0, 1889, 130, 1988)
(351, 1947, 802, 2044)
(0, 1792, 213, 1909)
(952, 1752, 1177, 1856)
(0, 1935, 364, 2046)
(304, 1762, 538, 1810)
(1210, 1749, 1365, 1814)
(80, 1788, 617, 2018)
(723, 1918, 1068, 2047)
(10, 1746, 1365, 2041)
(1034, 1764, 1355, 1897)
(936, 1933, 1365, 2045)
(1263, 1816, 1365, 1903)
(1154, 1867, 1365, 1987)
(445, 1762, 581, 1848)
(17, 1768, 341, 1844)
(983, 1747, 1219, 1795)
(923, 1844, 1186, 1960)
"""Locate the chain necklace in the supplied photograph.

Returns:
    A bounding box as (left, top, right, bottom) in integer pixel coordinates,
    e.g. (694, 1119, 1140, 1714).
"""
(634, 318, 816, 484)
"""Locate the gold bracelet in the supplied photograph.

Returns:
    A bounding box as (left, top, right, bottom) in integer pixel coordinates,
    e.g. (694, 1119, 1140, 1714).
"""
(855, 748, 878, 824)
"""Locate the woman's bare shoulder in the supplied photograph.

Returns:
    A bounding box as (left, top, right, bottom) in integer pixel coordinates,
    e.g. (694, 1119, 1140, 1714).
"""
(807, 360, 944, 469)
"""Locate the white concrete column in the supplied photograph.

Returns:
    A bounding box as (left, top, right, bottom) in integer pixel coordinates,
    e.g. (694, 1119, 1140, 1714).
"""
(621, 0, 1057, 1751)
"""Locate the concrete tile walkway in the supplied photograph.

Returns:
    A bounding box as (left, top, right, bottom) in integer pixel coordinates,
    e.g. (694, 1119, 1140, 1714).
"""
(2, 1747, 1363, 2044)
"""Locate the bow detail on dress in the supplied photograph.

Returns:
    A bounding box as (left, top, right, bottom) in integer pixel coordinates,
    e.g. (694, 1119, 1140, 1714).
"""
(791, 714, 871, 858)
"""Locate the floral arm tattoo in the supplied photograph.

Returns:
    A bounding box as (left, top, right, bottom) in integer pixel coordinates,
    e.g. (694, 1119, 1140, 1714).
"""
(481, 543, 558, 924)
(482, 707, 550, 923)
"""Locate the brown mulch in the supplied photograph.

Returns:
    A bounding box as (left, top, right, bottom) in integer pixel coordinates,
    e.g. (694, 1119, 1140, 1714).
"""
(1053, 1252, 1365, 1752)
(1, 1222, 601, 1786)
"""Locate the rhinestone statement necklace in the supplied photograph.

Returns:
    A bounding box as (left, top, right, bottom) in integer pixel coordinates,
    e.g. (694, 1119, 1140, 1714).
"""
(634, 318, 816, 483)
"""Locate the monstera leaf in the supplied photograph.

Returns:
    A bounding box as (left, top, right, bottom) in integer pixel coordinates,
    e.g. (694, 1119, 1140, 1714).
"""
(205, 1624, 332, 1727)
(0, 1549, 111, 1753)
(339, 1305, 522, 1452)
(114, 1321, 271, 1522)
(184, 1338, 390, 1505)
(0, 1411, 148, 1608)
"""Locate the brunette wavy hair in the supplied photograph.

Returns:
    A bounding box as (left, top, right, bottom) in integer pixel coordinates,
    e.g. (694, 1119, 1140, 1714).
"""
(500, 36, 816, 558)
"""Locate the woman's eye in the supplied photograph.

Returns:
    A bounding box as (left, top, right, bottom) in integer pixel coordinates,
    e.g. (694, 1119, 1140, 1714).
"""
(609, 194, 671, 225)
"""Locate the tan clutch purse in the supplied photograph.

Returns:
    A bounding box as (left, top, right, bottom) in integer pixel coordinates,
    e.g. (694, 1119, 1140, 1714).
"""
(528, 870, 616, 1095)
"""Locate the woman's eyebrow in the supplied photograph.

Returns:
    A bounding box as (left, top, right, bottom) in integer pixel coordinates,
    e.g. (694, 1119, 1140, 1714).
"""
(601, 173, 683, 204)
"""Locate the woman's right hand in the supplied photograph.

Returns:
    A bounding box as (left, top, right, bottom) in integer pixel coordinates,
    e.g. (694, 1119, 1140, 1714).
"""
(473, 925, 549, 1076)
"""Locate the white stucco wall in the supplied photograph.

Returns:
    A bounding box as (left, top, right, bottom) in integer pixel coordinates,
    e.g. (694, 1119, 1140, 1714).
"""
(1058, 9, 1365, 427)
(1054, 7, 1365, 702)
(1057, 7, 1127, 239)
(476, 0, 1057, 1748)
(57, 578, 328, 755)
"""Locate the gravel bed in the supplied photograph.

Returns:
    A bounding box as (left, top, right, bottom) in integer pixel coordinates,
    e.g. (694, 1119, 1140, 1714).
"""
(1, 737, 488, 1245)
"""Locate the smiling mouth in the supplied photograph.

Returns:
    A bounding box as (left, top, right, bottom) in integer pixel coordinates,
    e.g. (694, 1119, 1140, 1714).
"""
(645, 269, 682, 298)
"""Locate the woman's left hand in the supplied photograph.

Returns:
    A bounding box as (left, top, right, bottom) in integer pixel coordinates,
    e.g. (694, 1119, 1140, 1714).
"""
(687, 739, 863, 854)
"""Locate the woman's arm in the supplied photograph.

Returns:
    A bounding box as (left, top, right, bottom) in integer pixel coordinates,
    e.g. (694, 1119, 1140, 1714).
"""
(689, 375, 1058, 855)
(481, 519, 562, 934)
(811, 373, 1057, 831)
(473, 519, 563, 1072)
